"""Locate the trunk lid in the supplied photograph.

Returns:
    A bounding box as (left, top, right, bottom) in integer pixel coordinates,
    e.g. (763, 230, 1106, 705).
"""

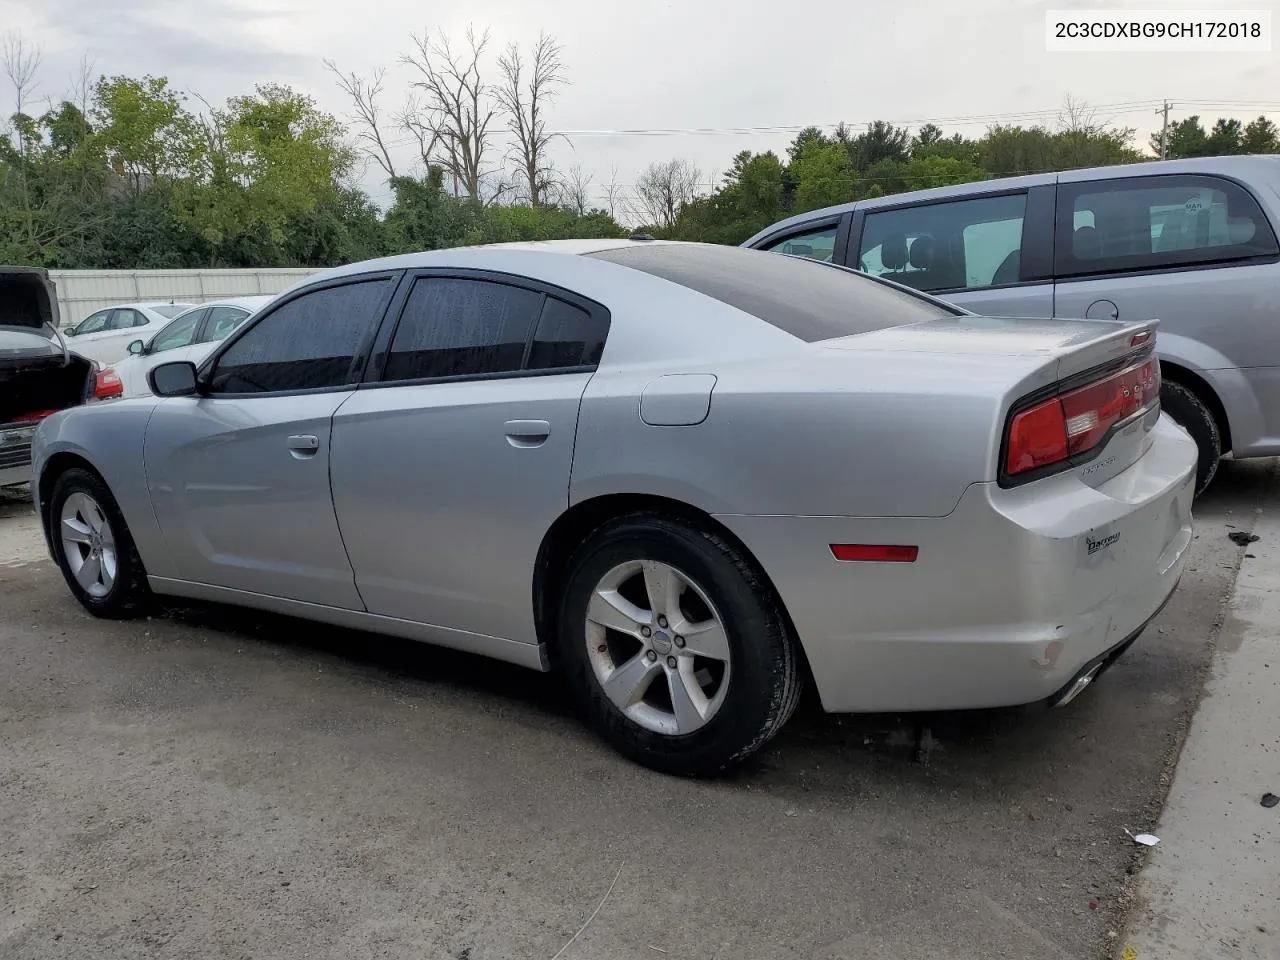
(0, 265, 61, 333)
(1, 267, 92, 432)
(824, 314, 1162, 489)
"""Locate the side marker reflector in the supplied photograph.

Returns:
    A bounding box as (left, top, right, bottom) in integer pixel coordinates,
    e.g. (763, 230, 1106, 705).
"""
(830, 544, 919, 563)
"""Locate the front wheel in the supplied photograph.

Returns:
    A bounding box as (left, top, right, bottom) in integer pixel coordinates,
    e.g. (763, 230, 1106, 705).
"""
(48, 467, 150, 618)
(1160, 381, 1221, 496)
(557, 513, 803, 777)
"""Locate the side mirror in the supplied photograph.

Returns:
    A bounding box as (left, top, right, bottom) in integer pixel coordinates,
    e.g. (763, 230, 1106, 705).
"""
(149, 361, 200, 398)
(62, 326, 77, 337)
(128, 339, 145, 356)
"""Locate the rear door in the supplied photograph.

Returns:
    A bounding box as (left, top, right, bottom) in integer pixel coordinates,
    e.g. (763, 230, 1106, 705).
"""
(849, 186, 1056, 317)
(145, 275, 397, 607)
(329, 271, 610, 643)
(1051, 172, 1280, 447)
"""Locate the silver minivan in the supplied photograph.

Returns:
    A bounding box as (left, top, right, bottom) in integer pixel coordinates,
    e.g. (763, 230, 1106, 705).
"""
(743, 155, 1280, 494)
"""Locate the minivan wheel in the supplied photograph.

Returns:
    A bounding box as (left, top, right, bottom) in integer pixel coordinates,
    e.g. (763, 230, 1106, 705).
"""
(557, 513, 803, 777)
(48, 468, 150, 618)
(1160, 381, 1221, 496)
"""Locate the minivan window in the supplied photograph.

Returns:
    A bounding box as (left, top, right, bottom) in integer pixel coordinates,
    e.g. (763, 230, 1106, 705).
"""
(1056, 174, 1280, 277)
(760, 224, 838, 263)
(856, 193, 1028, 293)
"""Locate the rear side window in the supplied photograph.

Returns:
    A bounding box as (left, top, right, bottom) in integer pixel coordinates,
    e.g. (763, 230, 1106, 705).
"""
(209, 279, 393, 394)
(1056, 174, 1279, 277)
(528, 297, 609, 370)
(587, 243, 958, 342)
(384, 278, 543, 382)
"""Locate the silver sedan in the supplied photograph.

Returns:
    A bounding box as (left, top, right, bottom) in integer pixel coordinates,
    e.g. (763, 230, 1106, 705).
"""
(30, 240, 1197, 776)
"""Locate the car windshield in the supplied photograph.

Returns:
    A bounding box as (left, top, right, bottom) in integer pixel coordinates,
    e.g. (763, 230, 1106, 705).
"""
(587, 243, 960, 343)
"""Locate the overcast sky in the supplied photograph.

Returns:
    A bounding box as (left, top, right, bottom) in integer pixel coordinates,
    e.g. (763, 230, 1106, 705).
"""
(4, 0, 1279, 213)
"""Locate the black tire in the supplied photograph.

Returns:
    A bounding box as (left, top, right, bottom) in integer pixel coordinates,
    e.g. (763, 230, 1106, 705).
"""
(47, 467, 150, 619)
(1161, 380, 1221, 496)
(556, 512, 803, 777)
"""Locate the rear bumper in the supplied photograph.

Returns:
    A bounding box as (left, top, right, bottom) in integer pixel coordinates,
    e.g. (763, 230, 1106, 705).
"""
(716, 414, 1197, 713)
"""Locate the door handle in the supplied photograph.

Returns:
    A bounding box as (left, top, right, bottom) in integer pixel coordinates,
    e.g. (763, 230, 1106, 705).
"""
(287, 434, 320, 458)
(504, 419, 550, 448)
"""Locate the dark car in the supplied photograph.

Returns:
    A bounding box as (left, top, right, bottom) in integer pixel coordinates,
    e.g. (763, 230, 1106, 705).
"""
(1, 266, 98, 489)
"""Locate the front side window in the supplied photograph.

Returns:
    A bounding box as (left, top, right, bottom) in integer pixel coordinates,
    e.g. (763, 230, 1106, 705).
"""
(209, 279, 393, 394)
(75, 310, 111, 335)
(150, 311, 204, 353)
(383, 278, 543, 382)
(1057, 174, 1280, 277)
(760, 224, 839, 263)
(857, 193, 1028, 293)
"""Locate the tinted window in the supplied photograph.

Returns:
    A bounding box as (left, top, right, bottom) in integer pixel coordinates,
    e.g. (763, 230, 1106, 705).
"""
(528, 297, 608, 370)
(1056, 174, 1279, 277)
(151, 311, 203, 353)
(857, 193, 1027, 293)
(760, 223, 838, 263)
(209, 279, 392, 394)
(383, 278, 542, 382)
(587, 244, 957, 343)
(200, 306, 251, 343)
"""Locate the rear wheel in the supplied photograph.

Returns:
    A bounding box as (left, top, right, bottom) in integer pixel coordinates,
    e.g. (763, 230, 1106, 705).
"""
(1160, 381, 1221, 496)
(557, 513, 803, 777)
(48, 468, 150, 618)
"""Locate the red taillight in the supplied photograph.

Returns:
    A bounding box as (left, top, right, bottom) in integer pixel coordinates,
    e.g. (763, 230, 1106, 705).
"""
(1005, 353, 1160, 478)
(830, 544, 919, 563)
(94, 367, 124, 400)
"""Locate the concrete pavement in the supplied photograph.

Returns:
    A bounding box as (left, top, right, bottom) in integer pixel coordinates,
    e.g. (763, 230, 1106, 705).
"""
(0, 465, 1269, 960)
(1119, 469, 1280, 959)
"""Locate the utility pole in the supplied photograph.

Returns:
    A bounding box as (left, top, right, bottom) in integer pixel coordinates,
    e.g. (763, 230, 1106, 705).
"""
(1158, 100, 1172, 159)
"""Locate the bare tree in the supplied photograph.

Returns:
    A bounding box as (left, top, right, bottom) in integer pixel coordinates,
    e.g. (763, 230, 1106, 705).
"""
(2, 31, 42, 156)
(1058, 94, 1101, 136)
(633, 158, 701, 229)
(561, 163, 593, 215)
(603, 164, 624, 221)
(402, 26, 502, 201)
(495, 32, 566, 205)
(324, 60, 397, 181)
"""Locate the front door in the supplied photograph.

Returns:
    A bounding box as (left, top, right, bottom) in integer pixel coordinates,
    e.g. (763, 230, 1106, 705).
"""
(144, 276, 398, 607)
(330, 273, 610, 643)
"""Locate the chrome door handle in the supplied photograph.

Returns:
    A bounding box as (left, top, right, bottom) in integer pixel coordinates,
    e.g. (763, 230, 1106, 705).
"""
(287, 434, 319, 458)
(504, 419, 550, 448)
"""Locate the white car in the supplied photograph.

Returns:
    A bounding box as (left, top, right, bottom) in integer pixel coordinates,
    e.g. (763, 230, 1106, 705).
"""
(106, 296, 274, 398)
(61, 301, 197, 365)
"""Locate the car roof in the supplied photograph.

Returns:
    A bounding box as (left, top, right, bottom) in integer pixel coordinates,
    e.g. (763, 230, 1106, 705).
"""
(741, 154, 1280, 245)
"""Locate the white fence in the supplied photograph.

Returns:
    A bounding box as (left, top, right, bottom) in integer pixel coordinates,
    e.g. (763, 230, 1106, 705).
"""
(46, 268, 321, 325)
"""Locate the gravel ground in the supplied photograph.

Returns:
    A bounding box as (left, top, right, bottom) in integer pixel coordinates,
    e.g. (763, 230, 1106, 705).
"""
(0, 462, 1270, 960)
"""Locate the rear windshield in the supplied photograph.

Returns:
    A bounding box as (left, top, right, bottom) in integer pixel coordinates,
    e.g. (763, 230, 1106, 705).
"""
(153, 304, 190, 318)
(587, 243, 960, 342)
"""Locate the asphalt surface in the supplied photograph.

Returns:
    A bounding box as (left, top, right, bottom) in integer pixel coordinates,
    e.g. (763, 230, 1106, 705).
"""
(0, 462, 1273, 960)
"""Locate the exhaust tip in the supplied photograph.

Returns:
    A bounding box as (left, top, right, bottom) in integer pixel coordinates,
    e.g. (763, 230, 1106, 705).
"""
(1052, 662, 1105, 708)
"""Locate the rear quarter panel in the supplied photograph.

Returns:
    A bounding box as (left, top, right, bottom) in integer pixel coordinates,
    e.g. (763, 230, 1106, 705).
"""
(571, 351, 1051, 519)
(32, 398, 170, 573)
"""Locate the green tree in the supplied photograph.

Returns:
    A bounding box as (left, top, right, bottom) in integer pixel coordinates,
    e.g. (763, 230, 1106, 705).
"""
(1242, 116, 1280, 153)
